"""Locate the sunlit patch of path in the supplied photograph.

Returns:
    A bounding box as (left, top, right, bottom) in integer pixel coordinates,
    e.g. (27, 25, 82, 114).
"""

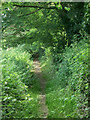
(31, 60, 48, 118)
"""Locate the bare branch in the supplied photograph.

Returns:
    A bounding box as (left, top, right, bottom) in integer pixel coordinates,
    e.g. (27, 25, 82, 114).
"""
(19, 8, 42, 17)
(13, 4, 57, 10)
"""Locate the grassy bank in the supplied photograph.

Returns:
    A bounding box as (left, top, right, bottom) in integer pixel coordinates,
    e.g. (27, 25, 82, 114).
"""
(41, 39, 89, 118)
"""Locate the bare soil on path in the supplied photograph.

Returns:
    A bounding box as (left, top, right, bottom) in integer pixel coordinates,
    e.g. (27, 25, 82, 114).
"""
(32, 60, 48, 118)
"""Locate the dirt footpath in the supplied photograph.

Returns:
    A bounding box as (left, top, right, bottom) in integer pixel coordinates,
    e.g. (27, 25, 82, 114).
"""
(32, 60, 48, 118)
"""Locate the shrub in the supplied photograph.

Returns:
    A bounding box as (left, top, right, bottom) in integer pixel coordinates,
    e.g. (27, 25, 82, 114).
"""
(41, 36, 89, 118)
(1, 45, 34, 118)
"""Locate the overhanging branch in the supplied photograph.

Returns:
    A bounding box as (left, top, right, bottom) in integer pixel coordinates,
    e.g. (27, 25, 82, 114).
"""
(13, 4, 57, 10)
(19, 8, 42, 17)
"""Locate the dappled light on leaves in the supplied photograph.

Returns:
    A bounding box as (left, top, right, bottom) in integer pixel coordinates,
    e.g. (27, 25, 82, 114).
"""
(1, 2, 89, 119)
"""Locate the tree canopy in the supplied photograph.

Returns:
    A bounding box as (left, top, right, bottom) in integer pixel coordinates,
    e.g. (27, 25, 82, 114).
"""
(2, 2, 89, 49)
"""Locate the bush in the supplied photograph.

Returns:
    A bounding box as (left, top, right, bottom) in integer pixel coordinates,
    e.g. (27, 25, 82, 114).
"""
(41, 37, 89, 118)
(1, 45, 37, 118)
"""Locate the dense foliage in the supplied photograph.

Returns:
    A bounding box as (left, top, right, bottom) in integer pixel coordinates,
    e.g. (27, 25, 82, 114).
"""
(1, 1, 89, 118)
(1, 46, 40, 118)
(41, 35, 89, 118)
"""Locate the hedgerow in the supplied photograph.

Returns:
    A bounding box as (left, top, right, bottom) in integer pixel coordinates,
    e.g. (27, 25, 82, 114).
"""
(41, 36, 89, 118)
(1, 45, 39, 118)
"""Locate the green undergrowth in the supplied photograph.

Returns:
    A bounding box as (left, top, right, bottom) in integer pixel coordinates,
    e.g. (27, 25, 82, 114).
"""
(1, 45, 41, 118)
(41, 39, 89, 118)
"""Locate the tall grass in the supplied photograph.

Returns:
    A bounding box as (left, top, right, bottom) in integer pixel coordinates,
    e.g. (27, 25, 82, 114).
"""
(41, 39, 89, 118)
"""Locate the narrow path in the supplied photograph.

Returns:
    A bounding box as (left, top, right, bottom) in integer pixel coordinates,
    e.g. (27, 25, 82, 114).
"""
(32, 60, 48, 118)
